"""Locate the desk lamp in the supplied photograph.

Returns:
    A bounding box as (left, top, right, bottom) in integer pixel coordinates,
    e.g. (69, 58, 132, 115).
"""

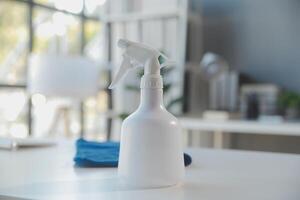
(200, 52, 238, 112)
(28, 54, 100, 137)
(199, 52, 229, 79)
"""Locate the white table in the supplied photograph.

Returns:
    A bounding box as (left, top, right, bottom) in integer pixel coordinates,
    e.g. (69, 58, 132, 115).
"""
(0, 141, 300, 200)
(179, 117, 300, 148)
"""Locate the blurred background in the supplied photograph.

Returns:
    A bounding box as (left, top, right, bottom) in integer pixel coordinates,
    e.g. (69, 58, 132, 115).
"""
(1, 0, 300, 153)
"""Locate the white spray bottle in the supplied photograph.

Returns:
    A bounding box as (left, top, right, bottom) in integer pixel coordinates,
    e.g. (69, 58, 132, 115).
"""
(109, 39, 184, 188)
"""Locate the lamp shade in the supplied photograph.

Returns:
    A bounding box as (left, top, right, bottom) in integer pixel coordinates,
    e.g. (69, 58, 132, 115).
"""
(28, 54, 99, 99)
(199, 52, 229, 79)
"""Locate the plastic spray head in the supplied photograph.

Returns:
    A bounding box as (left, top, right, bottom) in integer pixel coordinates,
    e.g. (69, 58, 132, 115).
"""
(109, 39, 174, 89)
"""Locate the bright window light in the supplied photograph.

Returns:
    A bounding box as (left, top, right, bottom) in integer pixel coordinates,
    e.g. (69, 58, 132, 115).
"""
(10, 124, 28, 138)
(54, 0, 83, 14)
(85, 0, 107, 14)
(32, 93, 47, 107)
(52, 12, 67, 36)
(0, 92, 26, 122)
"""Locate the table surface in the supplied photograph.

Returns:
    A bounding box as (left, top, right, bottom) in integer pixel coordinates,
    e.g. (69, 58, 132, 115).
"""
(179, 117, 300, 136)
(0, 141, 300, 200)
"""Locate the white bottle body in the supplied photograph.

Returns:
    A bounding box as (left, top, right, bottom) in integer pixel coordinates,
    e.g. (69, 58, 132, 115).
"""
(118, 88, 185, 188)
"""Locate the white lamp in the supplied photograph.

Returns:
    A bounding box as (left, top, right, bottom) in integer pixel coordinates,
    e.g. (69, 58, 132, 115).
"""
(28, 54, 99, 99)
(28, 54, 100, 137)
(199, 52, 229, 80)
(200, 52, 238, 111)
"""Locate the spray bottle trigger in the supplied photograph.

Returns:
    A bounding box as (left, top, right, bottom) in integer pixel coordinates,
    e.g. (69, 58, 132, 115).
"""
(108, 56, 132, 89)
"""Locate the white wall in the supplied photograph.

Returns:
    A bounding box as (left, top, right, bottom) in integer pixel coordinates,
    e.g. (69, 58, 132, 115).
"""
(191, 0, 300, 93)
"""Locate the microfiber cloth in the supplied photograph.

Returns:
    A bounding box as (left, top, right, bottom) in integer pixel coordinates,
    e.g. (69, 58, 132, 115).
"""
(74, 139, 192, 167)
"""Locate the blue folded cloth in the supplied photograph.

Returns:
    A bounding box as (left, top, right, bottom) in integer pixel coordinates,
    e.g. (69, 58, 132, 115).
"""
(74, 139, 192, 167)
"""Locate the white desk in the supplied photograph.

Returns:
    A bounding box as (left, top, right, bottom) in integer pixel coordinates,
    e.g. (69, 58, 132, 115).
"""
(179, 118, 300, 148)
(0, 141, 300, 200)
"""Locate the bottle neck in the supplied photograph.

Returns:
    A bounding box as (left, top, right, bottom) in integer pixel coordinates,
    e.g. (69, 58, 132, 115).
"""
(139, 88, 164, 110)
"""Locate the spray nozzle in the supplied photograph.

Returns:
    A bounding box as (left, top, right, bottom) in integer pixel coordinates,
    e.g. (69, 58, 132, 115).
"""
(108, 55, 132, 89)
(109, 39, 174, 89)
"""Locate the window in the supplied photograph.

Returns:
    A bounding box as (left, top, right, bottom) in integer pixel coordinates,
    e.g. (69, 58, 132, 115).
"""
(0, 0, 107, 139)
(33, 9, 82, 54)
(0, 1, 28, 84)
(0, 88, 28, 137)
